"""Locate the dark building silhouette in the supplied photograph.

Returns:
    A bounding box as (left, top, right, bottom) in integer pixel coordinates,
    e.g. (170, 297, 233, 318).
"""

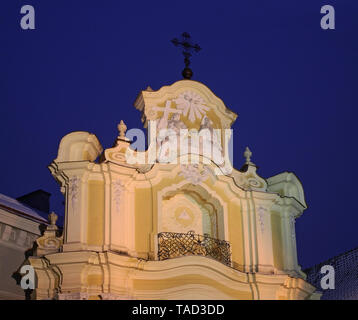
(0, 192, 49, 299)
(16, 190, 51, 217)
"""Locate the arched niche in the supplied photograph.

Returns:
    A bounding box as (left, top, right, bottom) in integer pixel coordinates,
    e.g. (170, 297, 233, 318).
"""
(157, 182, 227, 241)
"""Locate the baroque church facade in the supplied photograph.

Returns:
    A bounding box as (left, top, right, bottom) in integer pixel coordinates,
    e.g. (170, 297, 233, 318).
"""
(24, 80, 319, 300)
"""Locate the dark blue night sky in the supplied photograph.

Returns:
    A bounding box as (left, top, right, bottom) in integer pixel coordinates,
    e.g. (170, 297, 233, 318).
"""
(1, 0, 357, 269)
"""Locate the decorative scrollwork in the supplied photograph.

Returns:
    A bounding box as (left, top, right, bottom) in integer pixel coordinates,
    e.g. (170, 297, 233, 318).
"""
(158, 231, 231, 266)
(179, 164, 209, 185)
(69, 175, 80, 211)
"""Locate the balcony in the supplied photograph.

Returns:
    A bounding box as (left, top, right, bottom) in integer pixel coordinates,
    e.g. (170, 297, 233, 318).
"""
(157, 231, 231, 267)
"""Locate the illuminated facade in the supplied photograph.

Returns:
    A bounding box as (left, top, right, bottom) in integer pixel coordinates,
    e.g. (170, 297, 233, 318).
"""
(27, 80, 319, 299)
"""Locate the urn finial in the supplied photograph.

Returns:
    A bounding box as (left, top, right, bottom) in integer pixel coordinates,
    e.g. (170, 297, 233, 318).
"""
(117, 120, 127, 139)
(244, 146, 253, 165)
(47, 211, 58, 231)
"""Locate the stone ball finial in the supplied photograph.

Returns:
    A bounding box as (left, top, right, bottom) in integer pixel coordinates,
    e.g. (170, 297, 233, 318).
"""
(182, 67, 193, 79)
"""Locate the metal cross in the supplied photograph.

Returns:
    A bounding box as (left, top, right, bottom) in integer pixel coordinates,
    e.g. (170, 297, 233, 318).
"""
(171, 32, 201, 79)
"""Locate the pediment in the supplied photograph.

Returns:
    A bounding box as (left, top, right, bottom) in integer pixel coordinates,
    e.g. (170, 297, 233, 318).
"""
(134, 80, 237, 130)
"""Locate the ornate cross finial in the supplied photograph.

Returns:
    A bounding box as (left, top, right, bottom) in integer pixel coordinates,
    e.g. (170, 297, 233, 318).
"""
(171, 32, 201, 80)
(244, 146, 253, 165)
(117, 120, 127, 139)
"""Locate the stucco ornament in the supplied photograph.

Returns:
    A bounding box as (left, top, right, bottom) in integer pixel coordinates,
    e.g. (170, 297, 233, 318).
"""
(166, 207, 200, 233)
(178, 210, 190, 220)
(199, 116, 222, 148)
(146, 108, 157, 120)
(113, 179, 124, 213)
(257, 206, 266, 233)
(174, 91, 209, 123)
(290, 216, 296, 241)
(69, 175, 79, 211)
(179, 164, 210, 185)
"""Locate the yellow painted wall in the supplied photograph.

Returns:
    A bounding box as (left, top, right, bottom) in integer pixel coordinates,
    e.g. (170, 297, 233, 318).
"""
(271, 212, 284, 270)
(133, 274, 252, 299)
(135, 187, 153, 253)
(87, 180, 104, 246)
(228, 202, 244, 270)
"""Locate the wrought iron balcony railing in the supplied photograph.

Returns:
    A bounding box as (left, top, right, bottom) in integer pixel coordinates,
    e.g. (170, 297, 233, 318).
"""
(157, 231, 231, 267)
